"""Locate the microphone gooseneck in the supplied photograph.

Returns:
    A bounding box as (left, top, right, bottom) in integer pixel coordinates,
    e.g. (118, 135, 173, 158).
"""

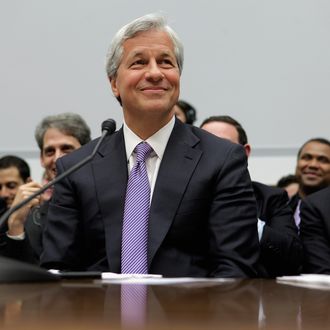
(0, 119, 116, 229)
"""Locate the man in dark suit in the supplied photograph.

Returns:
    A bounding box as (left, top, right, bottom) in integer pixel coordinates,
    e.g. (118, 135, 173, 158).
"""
(288, 138, 330, 229)
(300, 186, 330, 274)
(41, 13, 260, 277)
(0, 113, 91, 263)
(200, 115, 302, 277)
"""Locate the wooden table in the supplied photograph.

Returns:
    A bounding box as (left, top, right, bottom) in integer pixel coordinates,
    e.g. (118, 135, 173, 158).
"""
(0, 278, 328, 330)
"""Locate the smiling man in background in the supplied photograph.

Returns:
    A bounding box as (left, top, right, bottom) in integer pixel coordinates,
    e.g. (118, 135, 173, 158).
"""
(0, 155, 31, 216)
(0, 113, 91, 263)
(289, 138, 330, 228)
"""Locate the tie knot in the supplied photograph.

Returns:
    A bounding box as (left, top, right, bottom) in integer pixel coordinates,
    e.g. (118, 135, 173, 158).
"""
(135, 142, 153, 162)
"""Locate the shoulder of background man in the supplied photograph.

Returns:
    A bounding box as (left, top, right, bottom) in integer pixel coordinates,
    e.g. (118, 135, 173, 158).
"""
(287, 193, 300, 211)
(252, 181, 290, 221)
(183, 121, 248, 156)
(302, 186, 330, 212)
(252, 181, 302, 277)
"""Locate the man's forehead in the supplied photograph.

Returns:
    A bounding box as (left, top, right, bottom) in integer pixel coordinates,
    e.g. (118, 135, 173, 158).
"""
(203, 122, 240, 144)
(0, 167, 22, 182)
(43, 141, 76, 149)
(129, 48, 174, 58)
(42, 133, 80, 150)
(300, 142, 330, 156)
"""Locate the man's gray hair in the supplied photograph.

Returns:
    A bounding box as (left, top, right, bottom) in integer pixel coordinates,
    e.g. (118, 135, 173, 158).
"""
(35, 112, 91, 150)
(105, 13, 184, 80)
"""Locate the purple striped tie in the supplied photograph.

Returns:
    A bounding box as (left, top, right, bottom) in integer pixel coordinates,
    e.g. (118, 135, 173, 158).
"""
(121, 142, 153, 274)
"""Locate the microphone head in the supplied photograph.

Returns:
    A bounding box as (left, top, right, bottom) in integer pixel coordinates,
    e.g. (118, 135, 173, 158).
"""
(101, 119, 116, 136)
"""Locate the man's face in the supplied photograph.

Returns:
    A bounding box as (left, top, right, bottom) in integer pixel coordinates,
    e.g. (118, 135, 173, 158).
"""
(40, 128, 81, 180)
(0, 167, 25, 208)
(201, 121, 240, 144)
(110, 30, 180, 124)
(296, 141, 330, 195)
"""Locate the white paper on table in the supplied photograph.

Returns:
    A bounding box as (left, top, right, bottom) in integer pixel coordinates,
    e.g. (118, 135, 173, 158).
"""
(276, 274, 330, 290)
(100, 275, 238, 287)
(101, 272, 163, 280)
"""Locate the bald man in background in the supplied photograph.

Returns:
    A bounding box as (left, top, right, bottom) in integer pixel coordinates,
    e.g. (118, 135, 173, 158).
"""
(201, 115, 302, 277)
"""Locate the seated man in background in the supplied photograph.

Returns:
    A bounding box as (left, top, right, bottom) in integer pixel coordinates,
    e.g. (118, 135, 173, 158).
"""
(201, 115, 302, 277)
(289, 138, 330, 229)
(0, 112, 91, 263)
(276, 174, 299, 199)
(41, 13, 260, 277)
(173, 100, 197, 125)
(300, 186, 330, 274)
(0, 155, 31, 217)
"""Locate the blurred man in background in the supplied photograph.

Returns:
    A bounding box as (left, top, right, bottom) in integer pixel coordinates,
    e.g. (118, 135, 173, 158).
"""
(0, 112, 91, 263)
(0, 155, 31, 216)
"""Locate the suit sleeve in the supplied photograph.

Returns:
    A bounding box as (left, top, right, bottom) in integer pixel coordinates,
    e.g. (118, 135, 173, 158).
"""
(208, 144, 260, 278)
(258, 189, 303, 277)
(0, 233, 38, 264)
(300, 197, 330, 274)
(40, 158, 82, 270)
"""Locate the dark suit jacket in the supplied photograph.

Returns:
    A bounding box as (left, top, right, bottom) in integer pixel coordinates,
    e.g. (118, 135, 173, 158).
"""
(0, 202, 48, 264)
(288, 193, 300, 214)
(253, 181, 303, 277)
(0, 198, 6, 217)
(300, 186, 330, 274)
(41, 120, 260, 277)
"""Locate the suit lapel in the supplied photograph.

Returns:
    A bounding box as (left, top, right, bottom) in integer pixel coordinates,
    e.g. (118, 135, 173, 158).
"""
(92, 128, 128, 272)
(148, 121, 202, 265)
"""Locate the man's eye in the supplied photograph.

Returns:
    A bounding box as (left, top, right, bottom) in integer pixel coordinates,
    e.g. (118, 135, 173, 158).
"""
(301, 155, 311, 161)
(131, 60, 145, 66)
(319, 157, 330, 164)
(62, 147, 75, 154)
(162, 59, 172, 65)
(159, 59, 175, 67)
(6, 182, 18, 189)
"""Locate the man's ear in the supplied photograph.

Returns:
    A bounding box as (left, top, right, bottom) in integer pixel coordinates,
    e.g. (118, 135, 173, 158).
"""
(110, 77, 120, 98)
(244, 144, 252, 158)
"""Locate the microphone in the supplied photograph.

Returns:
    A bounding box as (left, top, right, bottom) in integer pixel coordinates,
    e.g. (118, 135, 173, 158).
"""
(0, 119, 116, 229)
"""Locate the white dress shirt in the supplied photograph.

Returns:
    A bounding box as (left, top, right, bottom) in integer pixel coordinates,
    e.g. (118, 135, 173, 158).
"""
(123, 116, 175, 202)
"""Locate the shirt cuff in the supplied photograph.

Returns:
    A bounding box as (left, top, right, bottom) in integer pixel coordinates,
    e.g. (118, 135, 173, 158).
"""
(6, 231, 25, 240)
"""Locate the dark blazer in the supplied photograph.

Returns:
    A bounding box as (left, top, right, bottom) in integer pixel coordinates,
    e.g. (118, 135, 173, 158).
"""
(288, 193, 300, 214)
(253, 181, 303, 277)
(0, 198, 6, 217)
(300, 186, 330, 274)
(0, 202, 48, 264)
(41, 120, 260, 277)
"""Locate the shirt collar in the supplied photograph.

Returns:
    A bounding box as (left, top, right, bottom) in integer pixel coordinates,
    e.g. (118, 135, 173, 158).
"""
(123, 116, 175, 161)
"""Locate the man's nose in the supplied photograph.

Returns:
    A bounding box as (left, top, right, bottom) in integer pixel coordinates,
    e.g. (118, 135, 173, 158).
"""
(54, 150, 65, 161)
(307, 158, 320, 168)
(145, 61, 164, 81)
(0, 187, 10, 198)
